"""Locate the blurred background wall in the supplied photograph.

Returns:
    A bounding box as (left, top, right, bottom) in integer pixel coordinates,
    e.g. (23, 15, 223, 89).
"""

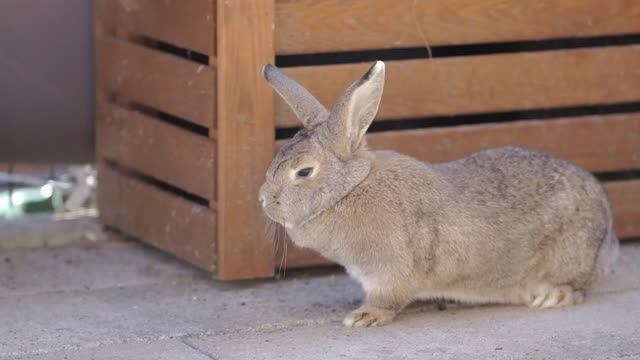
(0, 0, 95, 163)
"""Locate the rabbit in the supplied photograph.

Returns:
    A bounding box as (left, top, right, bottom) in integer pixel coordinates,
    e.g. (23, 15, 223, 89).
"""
(259, 61, 619, 327)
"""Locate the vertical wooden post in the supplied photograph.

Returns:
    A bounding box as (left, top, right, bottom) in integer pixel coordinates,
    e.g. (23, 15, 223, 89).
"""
(216, 0, 275, 279)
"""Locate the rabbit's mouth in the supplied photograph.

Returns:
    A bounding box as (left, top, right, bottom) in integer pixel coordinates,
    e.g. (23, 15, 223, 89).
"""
(261, 207, 289, 228)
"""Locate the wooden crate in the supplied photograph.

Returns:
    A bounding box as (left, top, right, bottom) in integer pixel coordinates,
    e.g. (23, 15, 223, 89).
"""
(95, 0, 640, 280)
(96, 0, 274, 280)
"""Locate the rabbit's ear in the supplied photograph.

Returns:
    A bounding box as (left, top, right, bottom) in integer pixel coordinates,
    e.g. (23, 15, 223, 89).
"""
(324, 61, 385, 155)
(263, 64, 328, 128)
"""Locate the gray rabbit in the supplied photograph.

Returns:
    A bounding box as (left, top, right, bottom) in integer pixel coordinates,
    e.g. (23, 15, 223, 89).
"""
(259, 61, 618, 327)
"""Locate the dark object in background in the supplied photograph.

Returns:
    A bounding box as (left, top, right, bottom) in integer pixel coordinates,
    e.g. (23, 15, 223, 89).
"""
(0, 0, 95, 163)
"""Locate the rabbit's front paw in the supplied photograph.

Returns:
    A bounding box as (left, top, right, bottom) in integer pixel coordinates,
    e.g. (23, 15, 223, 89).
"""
(343, 305, 396, 327)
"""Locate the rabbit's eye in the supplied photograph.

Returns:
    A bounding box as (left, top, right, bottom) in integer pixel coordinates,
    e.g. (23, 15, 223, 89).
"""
(296, 167, 314, 178)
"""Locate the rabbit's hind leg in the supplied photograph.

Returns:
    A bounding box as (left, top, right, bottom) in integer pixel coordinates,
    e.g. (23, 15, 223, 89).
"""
(523, 283, 585, 309)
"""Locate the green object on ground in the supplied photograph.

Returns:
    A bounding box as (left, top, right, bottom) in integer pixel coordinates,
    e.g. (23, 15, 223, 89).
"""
(0, 184, 63, 218)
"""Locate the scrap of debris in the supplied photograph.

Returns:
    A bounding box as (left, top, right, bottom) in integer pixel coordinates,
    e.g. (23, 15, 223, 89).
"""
(0, 164, 104, 249)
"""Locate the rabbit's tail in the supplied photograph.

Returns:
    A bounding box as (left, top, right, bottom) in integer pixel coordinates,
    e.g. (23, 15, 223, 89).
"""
(595, 218, 620, 280)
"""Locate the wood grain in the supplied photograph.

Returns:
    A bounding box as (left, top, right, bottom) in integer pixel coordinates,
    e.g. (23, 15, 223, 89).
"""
(95, 0, 215, 55)
(96, 35, 215, 129)
(98, 164, 217, 272)
(275, 46, 640, 127)
(216, 0, 275, 279)
(275, 0, 640, 55)
(365, 113, 640, 173)
(97, 100, 215, 202)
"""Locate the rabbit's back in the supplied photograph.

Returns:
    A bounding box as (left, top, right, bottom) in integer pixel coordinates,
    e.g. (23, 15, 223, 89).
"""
(427, 146, 612, 292)
(433, 146, 609, 227)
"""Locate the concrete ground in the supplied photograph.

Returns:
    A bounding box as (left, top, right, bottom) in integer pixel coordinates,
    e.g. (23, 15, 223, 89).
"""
(1, 236, 640, 360)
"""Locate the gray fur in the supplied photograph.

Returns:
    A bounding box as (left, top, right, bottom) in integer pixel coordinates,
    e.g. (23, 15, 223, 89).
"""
(260, 61, 619, 327)
(263, 64, 328, 128)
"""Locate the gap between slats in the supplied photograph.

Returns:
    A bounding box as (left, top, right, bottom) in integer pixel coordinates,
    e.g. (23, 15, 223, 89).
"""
(98, 162, 217, 272)
(97, 99, 216, 203)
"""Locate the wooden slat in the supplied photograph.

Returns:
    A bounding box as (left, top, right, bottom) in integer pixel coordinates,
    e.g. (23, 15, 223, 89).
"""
(275, 46, 640, 127)
(97, 100, 215, 201)
(98, 164, 217, 272)
(365, 113, 640, 173)
(95, 0, 215, 55)
(96, 35, 215, 129)
(280, 179, 640, 269)
(276, 113, 640, 173)
(275, 0, 640, 55)
(216, 0, 275, 279)
(606, 180, 640, 239)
